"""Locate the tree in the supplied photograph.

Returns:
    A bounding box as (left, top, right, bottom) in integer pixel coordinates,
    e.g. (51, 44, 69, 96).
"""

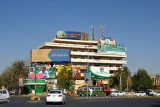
(132, 68, 153, 90)
(57, 66, 75, 90)
(109, 67, 132, 91)
(0, 60, 29, 90)
(12, 60, 29, 82)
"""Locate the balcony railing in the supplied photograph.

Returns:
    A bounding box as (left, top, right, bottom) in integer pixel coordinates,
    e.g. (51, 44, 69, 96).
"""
(71, 58, 127, 64)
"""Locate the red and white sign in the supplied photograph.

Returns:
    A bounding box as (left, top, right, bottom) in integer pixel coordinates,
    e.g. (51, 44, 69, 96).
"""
(30, 73, 45, 78)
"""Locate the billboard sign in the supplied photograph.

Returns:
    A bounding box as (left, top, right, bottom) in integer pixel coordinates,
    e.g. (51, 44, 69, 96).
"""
(57, 66, 81, 79)
(85, 72, 91, 82)
(19, 78, 24, 86)
(31, 49, 70, 62)
(88, 66, 110, 79)
(29, 67, 56, 79)
(56, 31, 81, 40)
(97, 44, 126, 54)
(74, 80, 87, 90)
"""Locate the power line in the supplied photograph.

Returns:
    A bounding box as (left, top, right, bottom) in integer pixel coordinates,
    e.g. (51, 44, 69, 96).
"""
(0, 15, 43, 41)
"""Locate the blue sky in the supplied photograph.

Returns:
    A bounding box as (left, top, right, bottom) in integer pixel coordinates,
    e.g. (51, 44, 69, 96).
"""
(0, 0, 160, 74)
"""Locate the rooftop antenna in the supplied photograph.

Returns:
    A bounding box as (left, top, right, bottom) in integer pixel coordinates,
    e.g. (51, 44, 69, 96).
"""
(92, 24, 95, 40)
(101, 25, 105, 40)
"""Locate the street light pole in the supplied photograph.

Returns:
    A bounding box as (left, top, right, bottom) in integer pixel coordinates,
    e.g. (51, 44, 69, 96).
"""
(87, 46, 89, 98)
(35, 73, 36, 96)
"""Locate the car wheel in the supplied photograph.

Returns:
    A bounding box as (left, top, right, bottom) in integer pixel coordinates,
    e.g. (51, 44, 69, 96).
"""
(82, 93, 85, 96)
(46, 102, 49, 105)
(6, 98, 10, 103)
(61, 101, 65, 105)
(96, 94, 98, 97)
(117, 94, 119, 97)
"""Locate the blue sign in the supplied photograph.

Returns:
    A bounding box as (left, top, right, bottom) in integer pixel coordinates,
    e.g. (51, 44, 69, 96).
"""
(56, 31, 81, 40)
(85, 72, 91, 82)
(48, 49, 69, 61)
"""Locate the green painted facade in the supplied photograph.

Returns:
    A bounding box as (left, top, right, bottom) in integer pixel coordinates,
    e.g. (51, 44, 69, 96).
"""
(24, 79, 45, 93)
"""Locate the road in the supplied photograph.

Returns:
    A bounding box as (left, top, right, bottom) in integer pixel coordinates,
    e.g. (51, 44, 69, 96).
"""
(0, 96, 160, 107)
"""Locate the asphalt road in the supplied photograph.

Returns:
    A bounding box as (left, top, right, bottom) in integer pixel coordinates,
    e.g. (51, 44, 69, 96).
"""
(0, 96, 160, 107)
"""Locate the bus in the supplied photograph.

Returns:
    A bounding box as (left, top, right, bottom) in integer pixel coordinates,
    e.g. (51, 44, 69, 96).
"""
(77, 85, 106, 96)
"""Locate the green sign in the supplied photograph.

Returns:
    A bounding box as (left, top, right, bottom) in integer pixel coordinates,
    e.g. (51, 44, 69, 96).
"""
(88, 66, 109, 79)
(97, 44, 126, 53)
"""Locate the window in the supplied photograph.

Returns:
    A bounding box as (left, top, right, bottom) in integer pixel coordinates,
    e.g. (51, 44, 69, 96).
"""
(49, 91, 61, 94)
(89, 57, 92, 59)
(109, 58, 113, 60)
(109, 64, 113, 67)
(89, 50, 92, 52)
(73, 56, 77, 58)
(80, 56, 85, 59)
(110, 71, 114, 74)
(3, 90, 7, 94)
(73, 49, 77, 51)
(0, 90, 2, 94)
(80, 49, 85, 52)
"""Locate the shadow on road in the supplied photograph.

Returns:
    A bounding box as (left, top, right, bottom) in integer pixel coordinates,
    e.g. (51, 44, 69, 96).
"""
(46, 102, 64, 105)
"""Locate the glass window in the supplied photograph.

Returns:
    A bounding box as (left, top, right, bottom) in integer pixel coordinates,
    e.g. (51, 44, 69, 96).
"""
(49, 91, 61, 94)
(73, 56, 77, 58)
(84, 87, 87, 90)
(95, 88, 100, 91)
(81, 56, 85, 59)
(3, 90, 7, 94)
(73, 49, 77, 51)
(0, 90, 2, 94)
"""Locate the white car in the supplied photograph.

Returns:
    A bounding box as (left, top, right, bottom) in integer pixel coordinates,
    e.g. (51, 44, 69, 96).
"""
(0, 89, 10, 103)
(134, 91, 146, 96)
(154, 92, 160, 97)
(46, 90, 66, 104)
(111, 91, 125, 97)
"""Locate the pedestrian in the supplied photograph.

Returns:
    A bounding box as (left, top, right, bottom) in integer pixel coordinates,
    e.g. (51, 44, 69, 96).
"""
(90, 88, 93, 97)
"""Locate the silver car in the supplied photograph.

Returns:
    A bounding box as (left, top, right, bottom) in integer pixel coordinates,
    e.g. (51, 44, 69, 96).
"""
(0, 89, 10, 103)
(111, 91, 125, 97)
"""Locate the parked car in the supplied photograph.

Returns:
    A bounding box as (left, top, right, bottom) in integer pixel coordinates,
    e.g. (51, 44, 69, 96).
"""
(111, 91, 125, 97)
(139, 89, 154, 96)
(154, 92, 160, 97)
(134, 91, 146, 96)
(0, 89, 10, 103)
(46, 90, 66, 104)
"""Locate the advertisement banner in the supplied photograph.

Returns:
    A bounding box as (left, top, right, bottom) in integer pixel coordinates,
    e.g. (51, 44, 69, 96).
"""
(29, 67, 56, 79)
(97, 44, 126, 54)
(56, 31, 81, 40)
(31, 49, 70, 62)
(74, 80, 87, 90)
(57, 66, 81, 79)
(19, 78, 24, 86)
(88, 66, 110, 79)
(85, 72, 91, 82)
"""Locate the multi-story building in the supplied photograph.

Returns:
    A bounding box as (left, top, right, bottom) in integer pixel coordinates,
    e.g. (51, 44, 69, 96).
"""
(150, 74, 160, 89)
(30, 31, 127, 84)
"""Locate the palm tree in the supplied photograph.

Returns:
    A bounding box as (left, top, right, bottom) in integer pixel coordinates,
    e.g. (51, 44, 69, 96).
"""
(12, 60, 29, 80)
(115, 68, 123, 91)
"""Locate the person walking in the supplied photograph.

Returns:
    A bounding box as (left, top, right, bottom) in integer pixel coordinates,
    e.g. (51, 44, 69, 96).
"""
(89, 88, 93, 97)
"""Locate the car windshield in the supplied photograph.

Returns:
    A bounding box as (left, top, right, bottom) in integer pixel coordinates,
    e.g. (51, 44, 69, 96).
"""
(49, 91, 61, 94)
(136, 91, 142, 93)
(157, 92, 160, 93)
(114, 91, 119, 93)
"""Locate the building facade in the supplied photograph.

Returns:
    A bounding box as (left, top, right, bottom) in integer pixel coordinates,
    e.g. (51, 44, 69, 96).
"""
(31, 36, 127, 82)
